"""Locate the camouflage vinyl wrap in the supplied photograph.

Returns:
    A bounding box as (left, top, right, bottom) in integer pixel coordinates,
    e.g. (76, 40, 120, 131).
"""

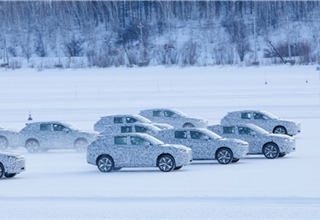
(0, 152, 26, 177)
(87, 133, 192, 169)
(154, 128, 249, 160)
(207, 124, 296, 156)
(139, 108, 208, 128)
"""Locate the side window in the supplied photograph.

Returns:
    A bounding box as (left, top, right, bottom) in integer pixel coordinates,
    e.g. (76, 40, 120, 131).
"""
(126, 117, 137, 123)
(174, 131, 187, 139)
(53, 124, 65, 131)
(238, 127, 252, 135)
(135, 125, 147, 133)
(130, 136, 149, 145)
(190, 131, 206, 140)
(40, 124, 51, 131)
(164, 111, 175, 117)
(253, 112, 267, 120)
(121, 126, 132, 133)
(241, 112, 251, 119)
(114, 136, 127, 145)
(152, 110, 161, 117)
(114, 117, 123, 124)
(223, 126, 235, 134)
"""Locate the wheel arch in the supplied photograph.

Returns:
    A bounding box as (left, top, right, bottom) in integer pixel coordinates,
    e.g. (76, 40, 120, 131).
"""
(182, 122, 195, 128)
(96, 154, 113, 165)
(25, 138, 39, 146)
(215, 146, 232, 159)
(156, 153, 174, 166)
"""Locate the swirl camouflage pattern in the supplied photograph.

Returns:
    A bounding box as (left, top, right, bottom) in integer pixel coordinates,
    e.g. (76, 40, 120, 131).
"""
(220, 110, 301, 136)
(207, 124, 296, 159)
(139, 108, 208, 128)
(87, 133, 192, 172)
(0, 125, 20, 150)
(154, 128, 249, 164)
(94, 114, 173, 132)
(19, 121, 98, 153)
(0, 151, 26, 179)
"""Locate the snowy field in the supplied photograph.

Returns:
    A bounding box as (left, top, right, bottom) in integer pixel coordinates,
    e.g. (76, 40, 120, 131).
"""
(0, 65, 320, 219)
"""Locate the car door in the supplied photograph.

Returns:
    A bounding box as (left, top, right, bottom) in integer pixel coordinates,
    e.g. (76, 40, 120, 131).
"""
(236, 126, 264, 154)
(189, 130, 213, 160)
(51, 123, 73, 149)
(38, 123, 53, 148)
(127, 135, 154, 167)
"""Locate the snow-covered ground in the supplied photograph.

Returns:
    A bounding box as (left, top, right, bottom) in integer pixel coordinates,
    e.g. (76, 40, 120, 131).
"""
(0, 66, 320, 219)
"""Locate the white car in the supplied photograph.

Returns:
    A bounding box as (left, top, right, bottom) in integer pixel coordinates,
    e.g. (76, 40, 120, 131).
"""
(154, 128, 249, 164)
(207, 124, 296, 159)
(87, 133, 192, 172)
(0, 152, 26, 179)
(139, 108, 208, 128)
(19, 121, 98, 153)
(94, 114, 173, 132)
(100, 123, 161, 136)
(0, 125, 20, 150)
(220, 110, 301, 136)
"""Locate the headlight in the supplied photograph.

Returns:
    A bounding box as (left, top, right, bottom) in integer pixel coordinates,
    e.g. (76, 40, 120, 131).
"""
(8, 156, 17, 162)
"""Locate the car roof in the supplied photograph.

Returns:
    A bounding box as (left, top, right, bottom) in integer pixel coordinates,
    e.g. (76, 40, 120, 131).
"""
(100, 114, 143, 119)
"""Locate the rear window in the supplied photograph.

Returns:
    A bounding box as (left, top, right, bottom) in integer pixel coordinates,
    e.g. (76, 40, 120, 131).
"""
(114, 136, 127, 145)
(223, 126, 235, 134)
(121, 126, 132, 133)
(40, 124, 51, 131)
(174, 131, 187, 139)
(241, 112, 251, 119)
(114, 117, 123, 124)
(152, 110, 161, 116)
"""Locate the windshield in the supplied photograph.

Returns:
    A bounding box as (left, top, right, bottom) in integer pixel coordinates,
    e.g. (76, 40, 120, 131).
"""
(247, 124, 269, 135)
(201, 129, 222, 139)
(260, 111, 279, 120)
(143, 135, 164, 145)
(134, 115, 152, 123)
(170, 109, 188, 117)
(62, 122, 81, 131)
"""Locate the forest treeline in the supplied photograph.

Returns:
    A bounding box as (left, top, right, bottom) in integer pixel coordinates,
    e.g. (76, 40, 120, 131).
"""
(0, 1, 320, 68)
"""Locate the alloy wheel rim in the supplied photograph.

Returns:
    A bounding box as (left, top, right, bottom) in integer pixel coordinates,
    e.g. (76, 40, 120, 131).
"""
(159, 157, 173, 171)
(98, 157, 112, 172)
(275, 127, 286, 134)
(217, 149, 232, 164)
(265, 145, 278, 158)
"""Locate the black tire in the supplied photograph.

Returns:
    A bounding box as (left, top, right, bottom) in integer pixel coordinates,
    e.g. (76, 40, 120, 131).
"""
(25, 139, 40, 153)
(0, 136, 9, 150)
(278, 153, 286, 158)
(96, 155, 114, 172)
(174, 166, 182, 170)
(182, 123, 195, 128)
(0, 163, 4, 179)
(113, 167, 122, 171)
(74, 138, 88, 153)
(263, 143, 280, 159)
(232, 158, 240, 163)
(4, 173, 16, 178)
(273, 126, 287, 135)
(158, 154, 175, 172)
(216, 148, 233, 165)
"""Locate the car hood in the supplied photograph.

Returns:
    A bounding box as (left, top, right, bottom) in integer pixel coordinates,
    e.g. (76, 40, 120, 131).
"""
(0, 151, 25, 158)
(219, 138, 248, 145)
(161, 144, 190, 151)
(152, 123, 174, 129)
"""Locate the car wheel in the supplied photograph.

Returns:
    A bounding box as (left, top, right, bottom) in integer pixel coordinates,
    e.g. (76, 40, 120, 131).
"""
(97, 155, 114, 172)
(74, 138, 88, 153)
(174, 166, 182, 170)
(278, 153, 286, 158)
(0, 136, 9, 150)
(26, 139, 40, 153)
(263, 143, 280, 159)
(232, 158, 240, 163)
(216, 148, 233, 165)
(158, 155, 175, 172)
(182, 123, 195, 128)
(0, 163, 4, 179)
(4, 173, 16, 178)
(273, 126, 287, 135)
